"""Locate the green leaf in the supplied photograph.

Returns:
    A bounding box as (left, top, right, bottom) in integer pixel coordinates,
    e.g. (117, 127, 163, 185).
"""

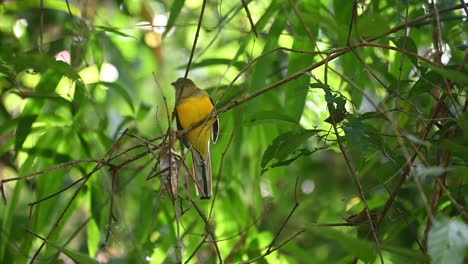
(416, 166, 452, 178)
(94, 25, 135, 38)
(10, 54, 82, 83)
(313, 228, 375, 262)
(283, 1, 319, 122)
(73, 80, 86, 112)
(22, 147, 71, 163)
(245, 111, 298, 125)
(253, 1, 280, 33)
(309, 82, 327, 90)
(2, 0, 81, 16)
(428, 217, 468, 264)
(213, 84, 245, 109)
(261, 129, 322, 169)
(357, 13, 390, 38)
(184, 58, 245, 71)
(137, 103, 151, 121)
(410, 71, 445, 96)
(14, 115, 37, 151)
(311, 79, 348, 124)
(87, 218, 100, 258)
(0, 62, 13, 78)
(163, 0, 185, 38)
(41, 238, 99, 264)
(357, 112, 386, 121)
(391, 36, 418, 67)
(249, 6, 285, 95)
(421, 62, 468, 86)
(0, 118, 17, 137)
(36, 71, 64, 93)
(382, 244, 429, 261)
(95, 82, 135, 113)
(90, 180, 106, 228)
(91, 34, 103, 67)
(268, 148, 321, 170)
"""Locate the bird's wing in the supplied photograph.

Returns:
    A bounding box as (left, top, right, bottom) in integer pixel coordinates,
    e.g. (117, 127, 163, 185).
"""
(210, 97, 219, 144)
(175, 111, 190, 148)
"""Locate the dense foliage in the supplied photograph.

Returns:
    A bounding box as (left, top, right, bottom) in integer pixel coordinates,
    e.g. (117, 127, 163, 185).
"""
(0, 0, 467, 263)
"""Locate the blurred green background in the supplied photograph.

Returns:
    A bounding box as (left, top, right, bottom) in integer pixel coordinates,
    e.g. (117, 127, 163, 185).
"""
(0, 0, 467, 263)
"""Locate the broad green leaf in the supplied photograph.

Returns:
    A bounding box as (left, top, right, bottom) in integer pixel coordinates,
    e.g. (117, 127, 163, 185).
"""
(134, 191, 154, 244)
(91, 34, 103, 67)
(94, 82, 134, 113)
(11, 90, 71, 104)
(0, 118, 17, 137)
(456, 112, 468, 131)
(310, 79, 348, 124)
(14, 115, 37, 151)
(94, 25, 135, 38)
(261, 129, 322, 169)
(0, 63, 13, 78)
(391, 36, 418, 67)
(312, 228, 375, 262)
(333, 0, 353, 27)
(137, 103, 151, 121)
(41, 239, 99, 264)
(440, 133, 468, 162)
(213, 84, 245, 109)
(421, 62, 468, 86)
(0, 179, 25, 261)
(90, 178, 106, 228)
(382, 244, 429, 261)
(249, 5, 285, 97)
(2, 0, 81, 16)
(357, 112, 386, 121)
(283, 0, 319, 122)
(87, 218, 100, 258)
(268, 148, 319, 170)
(36, 71, 64, 93)
(410, 71, 445, 96)
(253, 1, 280, 33)
(184, 58, 245, 71)
(309, 82, 327, 90)
(22, 147, 71, 163)
(428, 217, 468, 264)
(245, 111, 298, 125)
(356, 13, 390, 38)
(73, 80, 86, 112)
(163, 0, 185, 38)
(10, 54, 82, 83)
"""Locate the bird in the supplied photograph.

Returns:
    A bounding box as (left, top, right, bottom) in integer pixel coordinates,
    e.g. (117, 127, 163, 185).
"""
(171, 77, 219, 199)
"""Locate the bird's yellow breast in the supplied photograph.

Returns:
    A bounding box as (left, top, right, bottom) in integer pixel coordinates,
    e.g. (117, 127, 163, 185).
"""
(176, 95, 214, 128)
(176, 95, 215, 157)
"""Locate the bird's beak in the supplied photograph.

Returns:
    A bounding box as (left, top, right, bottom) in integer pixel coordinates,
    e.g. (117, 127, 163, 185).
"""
(170, 81, 176, 86)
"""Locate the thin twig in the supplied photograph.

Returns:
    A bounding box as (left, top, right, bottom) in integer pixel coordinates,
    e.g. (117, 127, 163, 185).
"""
(30, 164, 104, 263)
(322, 58, 383, 263)
(243, 222, 353, 263)
(184, 0, 207, 78)
(101, 165, 118, 249)
(241, 0, 257, 37)
(188, 198, 223, 262)
(0, 159, 101, 184)
(39, 0, 44, 52)
(185, 235, 208, 264)
(266, 176, 300, 253)
(394, 0, 411, 114)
